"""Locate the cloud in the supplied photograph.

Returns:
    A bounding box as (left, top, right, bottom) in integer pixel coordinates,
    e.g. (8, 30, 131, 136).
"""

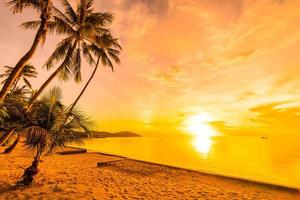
(272, 0, 285, 4)
(1, 0, 300, 134)
(249, 102, 300, 134)
(147, 66, 184, 83)
(87, 0, 300, 134)
(237, 91, 257, 101)
(122, 0, 170, 17)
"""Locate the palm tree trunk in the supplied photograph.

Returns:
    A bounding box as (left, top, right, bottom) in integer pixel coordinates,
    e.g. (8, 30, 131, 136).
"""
(0, 128, 15, 146)
(16, 149, 41, 186)
(0, 14, 48, 103)
(11, 78, 19, 91)
(66, 56, 101, 120)
(4, 134, 20, 154)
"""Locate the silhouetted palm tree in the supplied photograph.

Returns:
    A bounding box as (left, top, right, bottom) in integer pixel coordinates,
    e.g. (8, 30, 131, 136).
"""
(0, 0, 53, 102)
(66, 33, 121, 121)
(48, 34, 121, 151)
(15, 87, 90, 186)
(0, 64, 37, 149)
(0, 64, 38, 91)
(0, 86, 31, 147)
(27, 0, 115, 110)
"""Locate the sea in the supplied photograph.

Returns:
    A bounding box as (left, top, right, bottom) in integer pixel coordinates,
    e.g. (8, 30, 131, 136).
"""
(72, 135, 300, 188)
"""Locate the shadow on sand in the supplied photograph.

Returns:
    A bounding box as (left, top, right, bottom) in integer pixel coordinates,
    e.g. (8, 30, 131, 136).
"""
(0, 184, 21, 195)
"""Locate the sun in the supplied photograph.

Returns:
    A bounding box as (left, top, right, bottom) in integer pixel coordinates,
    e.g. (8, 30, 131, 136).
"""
(184, 113, 219, 155)
(185, 113, 218, 137)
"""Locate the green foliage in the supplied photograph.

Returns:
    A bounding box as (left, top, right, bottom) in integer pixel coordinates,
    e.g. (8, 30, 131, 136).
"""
(6, 0, 41, 14)
(41, 0, 121, 82)
(0, 64, 38, 90)
(0, 86, 30, 130)
(0, 0, 119, 186)
(24, 87, 91, 154)
(0, 86, 90, 154)
(6, 0, 54, 43)
(1, 0, 119, 155)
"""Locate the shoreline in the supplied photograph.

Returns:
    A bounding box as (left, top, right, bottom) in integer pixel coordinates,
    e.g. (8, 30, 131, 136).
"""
(68, 146, 299, 191)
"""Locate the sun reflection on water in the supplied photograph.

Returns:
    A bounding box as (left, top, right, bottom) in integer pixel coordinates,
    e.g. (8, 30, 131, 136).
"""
(184, 114, 219, 157)
(193, 135, 212, 155)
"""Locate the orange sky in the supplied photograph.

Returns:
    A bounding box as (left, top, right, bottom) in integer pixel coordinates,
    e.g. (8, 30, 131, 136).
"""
(0, 0, 300, 136)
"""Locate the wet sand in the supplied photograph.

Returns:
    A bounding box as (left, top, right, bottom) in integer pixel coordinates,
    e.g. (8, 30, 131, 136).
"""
(0, 144, 299, 200)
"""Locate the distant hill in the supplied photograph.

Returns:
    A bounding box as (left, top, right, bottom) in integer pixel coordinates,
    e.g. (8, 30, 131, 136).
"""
(89, 131, 142, 138)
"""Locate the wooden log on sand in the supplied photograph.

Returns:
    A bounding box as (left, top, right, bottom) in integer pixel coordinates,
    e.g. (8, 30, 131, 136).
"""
(97, 159, 125, 167)
(59, 148, 87, 155)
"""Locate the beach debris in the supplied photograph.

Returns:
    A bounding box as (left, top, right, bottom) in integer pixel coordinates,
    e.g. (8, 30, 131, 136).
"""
(58, 148, 87, 155)
(97, 159, 125, 167)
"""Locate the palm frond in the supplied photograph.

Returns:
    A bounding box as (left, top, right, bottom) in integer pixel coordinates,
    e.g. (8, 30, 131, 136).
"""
(52, 6, 73, 25)
(46, 100, 91, 153)
(57, 43, 76, 81)
(86, 12, 114, 26)
(81, 41, 95, 65)
(73, 48, 82, 82)
(60, 0, 77, 22)
(107, 48, 121, 64)
(6, 0, 41, 14)
(22, 64, 38, 78)
(40, 86, 63, 104)
(0, 64, 37, 90)
(23, 126, 49, 152)
(51, 16, 76, 35)
(89, 45, 114, 71)
(100, 49, 114, 71)
(20, 20, 41, 31)
(68, 107, 93, 132)
(44, 37, 73, 70)
(41, 0, 121, 86)
(0, 104, 9, 124)
(23, 78, 32, 89)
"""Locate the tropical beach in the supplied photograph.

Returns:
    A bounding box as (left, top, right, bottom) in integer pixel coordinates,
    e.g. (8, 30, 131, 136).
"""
(0, 144, 299, 200)
(1, 0, 300, 199)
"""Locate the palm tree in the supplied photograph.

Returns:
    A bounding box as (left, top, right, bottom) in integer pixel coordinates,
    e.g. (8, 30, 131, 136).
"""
(0, 64, 37, 149)
(0, 0, 115, 148)
(0, 86, 31, 147)
(0, 0, 53, 102)
(0, 64, 38, 91)
(15, 87, 90, 186)
(65, 33, 121, 121)
(47, 34, 121, 151)
(27, 0, 114, 110)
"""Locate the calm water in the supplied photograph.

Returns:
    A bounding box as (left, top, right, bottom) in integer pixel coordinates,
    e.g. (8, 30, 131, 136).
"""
(73, 135, 300, 188)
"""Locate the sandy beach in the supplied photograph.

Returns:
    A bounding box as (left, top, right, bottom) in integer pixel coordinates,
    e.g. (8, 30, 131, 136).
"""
(0, 144, 299, 200)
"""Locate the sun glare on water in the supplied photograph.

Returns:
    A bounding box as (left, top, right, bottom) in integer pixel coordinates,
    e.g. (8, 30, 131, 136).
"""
(184, 113, 219, 155)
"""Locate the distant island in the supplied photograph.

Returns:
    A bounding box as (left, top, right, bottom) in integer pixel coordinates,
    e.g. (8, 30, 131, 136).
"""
(88, 131, 142, 138)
